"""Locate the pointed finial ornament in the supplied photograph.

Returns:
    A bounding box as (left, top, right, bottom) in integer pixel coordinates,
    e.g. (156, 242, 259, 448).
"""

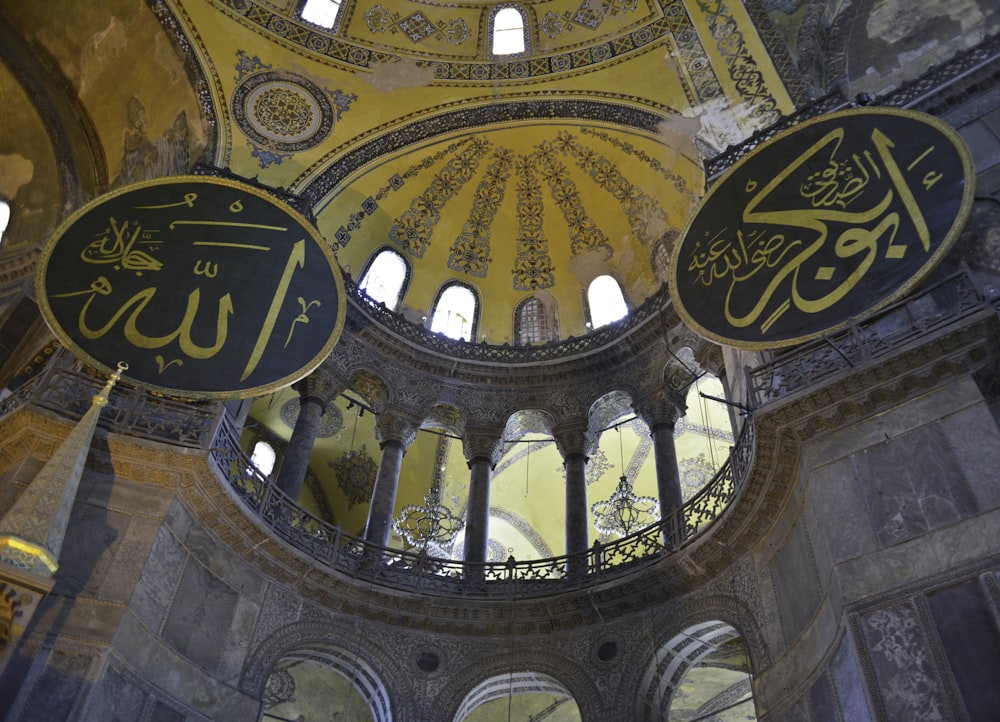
(0, 362, 128, 579)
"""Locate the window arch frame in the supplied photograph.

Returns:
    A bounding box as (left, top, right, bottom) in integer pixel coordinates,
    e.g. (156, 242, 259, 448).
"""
(0, 198, 12, 250)
(429, 281, 481, 342)
(298, 0, 346, 31)
(513, 294, 559, 345)
(585, 274, 629, 330)
(358, 246, 411, 311)
(488, 4, 530, 59)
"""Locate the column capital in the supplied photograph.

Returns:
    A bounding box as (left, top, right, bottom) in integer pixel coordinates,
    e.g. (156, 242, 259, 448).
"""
(375, 407, 420, 449)
(462, 426, 506, 466)
(292, 370, 342, 411)
(552, 421, 598, 460)
(633, 387, 685, 430)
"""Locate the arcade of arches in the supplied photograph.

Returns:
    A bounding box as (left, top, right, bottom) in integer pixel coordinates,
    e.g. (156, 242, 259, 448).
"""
(2, 1, 1000, 720)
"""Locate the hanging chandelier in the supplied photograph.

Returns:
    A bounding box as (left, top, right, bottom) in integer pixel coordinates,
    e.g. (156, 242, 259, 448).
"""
(591, 423, 660, 537)
(392, 478, 464, 550)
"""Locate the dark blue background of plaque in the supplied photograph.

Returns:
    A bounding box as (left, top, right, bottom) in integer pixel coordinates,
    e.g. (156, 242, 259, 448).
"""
(37, 177, 345, 398)
(671, 109, 973, 348)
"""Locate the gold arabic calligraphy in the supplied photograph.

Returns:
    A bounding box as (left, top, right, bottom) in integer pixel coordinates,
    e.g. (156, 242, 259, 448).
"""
(686, 126, 935, 335)
(52, 190, 322, 381)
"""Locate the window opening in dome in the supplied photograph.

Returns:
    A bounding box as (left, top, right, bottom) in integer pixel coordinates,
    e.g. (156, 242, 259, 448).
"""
(431, 284, 476, 341)
(515, 296, 556, 344)
(0, 200, 10, 248)
(249, 440, 277, 477)
(492, 7, 526, 56)
(360, 249, 408, 310)
(587, 275, 628, 329)
(301, 0, 343, 28)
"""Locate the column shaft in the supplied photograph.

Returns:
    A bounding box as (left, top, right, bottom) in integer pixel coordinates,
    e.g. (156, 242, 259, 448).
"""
(464, 457, 492, 563)
(564, 452, 590, 560)
(364, 439, 406, 548)
(275, 394, 325, 501)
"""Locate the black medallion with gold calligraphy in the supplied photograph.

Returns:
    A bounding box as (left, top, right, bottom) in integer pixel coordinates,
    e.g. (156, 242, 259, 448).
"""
(670, 108, 975, 349)
(36, 176, 346, 398)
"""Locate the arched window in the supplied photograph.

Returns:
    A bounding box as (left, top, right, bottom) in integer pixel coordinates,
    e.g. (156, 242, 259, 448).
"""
(587, 275, 628, 329)
(431, 284, 477, 341)
(491, 6, 527, 56)
(359, 248, 408, 310)
(515, 296, 557, 344)
(0, 200, 10, 248)
(249, 440, 277, 476)
(301, 0, 343, 28)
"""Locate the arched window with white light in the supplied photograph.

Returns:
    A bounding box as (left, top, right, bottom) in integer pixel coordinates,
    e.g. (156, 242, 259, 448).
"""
(300, 0, 343, 28)
(359, 248, 409, 311)
(587, 275, 628, 329)
(249, 440, 277, 477)
(0, 200, 11, 249)
(430, 283, 478, 341)
(490, 6, 527, 57)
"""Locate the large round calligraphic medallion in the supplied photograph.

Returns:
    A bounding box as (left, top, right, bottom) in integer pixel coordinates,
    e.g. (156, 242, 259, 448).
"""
(670, 108, 975, 349)
(36, 176, 346, 398)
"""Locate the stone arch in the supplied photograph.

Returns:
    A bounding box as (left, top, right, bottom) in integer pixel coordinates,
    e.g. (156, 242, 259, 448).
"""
(348, 370, 390, 412)
(436, 648, 603, 722)
(239, 620, 409, 722)
(422, 403, 466, 437)
(452, 671, 578, 721)
(502, 408, 556, 440)
(634, 613, 757, 722)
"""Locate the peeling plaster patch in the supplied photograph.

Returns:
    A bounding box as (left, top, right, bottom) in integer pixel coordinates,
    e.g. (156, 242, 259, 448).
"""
(685, 97, 756, 155)
(0, 155, 35, 199)
(79, 17, 130, 97)
(657, 116, 702, 166)
(366, 58, 436, 92)
(867, 0, 984, 43)
(567, 248, 612, 286)
(153, 30, 183, 86)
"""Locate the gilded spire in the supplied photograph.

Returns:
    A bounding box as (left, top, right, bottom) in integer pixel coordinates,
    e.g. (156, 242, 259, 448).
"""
(0, 362, 127, 579)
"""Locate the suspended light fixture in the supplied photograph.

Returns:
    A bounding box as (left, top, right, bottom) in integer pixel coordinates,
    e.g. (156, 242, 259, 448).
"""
(591, 422, 660, 537)
(392, 475, 464, 549)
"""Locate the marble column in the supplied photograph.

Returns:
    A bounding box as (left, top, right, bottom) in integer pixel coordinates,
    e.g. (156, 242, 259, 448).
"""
(553, 421, 597, 575)
(363, 409, 419, 548)
(462, 428, 505, 564)
(634, 389, 686, 545)
(275, 372, 341, 502)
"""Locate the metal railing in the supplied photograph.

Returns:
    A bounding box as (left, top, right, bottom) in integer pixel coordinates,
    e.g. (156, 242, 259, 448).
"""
(0, 348, 224, 448)
(209, 409, 755, 598)
(748, 270, 991, 408)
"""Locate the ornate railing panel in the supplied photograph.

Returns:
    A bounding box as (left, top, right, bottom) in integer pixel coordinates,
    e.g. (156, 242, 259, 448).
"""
(749, 271, 989, 408)
(1, 349, 223, 448)
(209, 408, 755, 598)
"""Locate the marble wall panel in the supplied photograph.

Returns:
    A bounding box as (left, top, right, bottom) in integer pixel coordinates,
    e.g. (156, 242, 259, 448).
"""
(129, 524, 187, 634)
(101, 516, 162, 604)
(14, 648, 96, 721)
(771, 521, 822, 641)
(851, 426, 975, 548)
(858, 602, 947, 722)
(85, 664, 148, 721)
(829, 634, 871, 722)
(808, 673, 839, 722)
(52, 502, 126, 597)
(182, 519, 266, 600)
(804, 457, 878, 565)
(939, 401, 1000, 511)
(161, 558, 239, 672)
(926, 579, 1000, 720)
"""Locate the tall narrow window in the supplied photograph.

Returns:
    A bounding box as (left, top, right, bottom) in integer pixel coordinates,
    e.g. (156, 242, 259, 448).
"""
(360, 249, 408, 310)
(301, 0, 343, 28)
(588, 275, 628, 329)
(0, 200, 10, 248)
(515, 296, 556, 344)
(492, 7, 526, 56)
(431, 284, 477, 341)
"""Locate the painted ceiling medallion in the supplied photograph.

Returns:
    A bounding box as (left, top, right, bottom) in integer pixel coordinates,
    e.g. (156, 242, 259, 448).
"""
(232, 51, 356, 168)
(279, 398, 344, 438)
